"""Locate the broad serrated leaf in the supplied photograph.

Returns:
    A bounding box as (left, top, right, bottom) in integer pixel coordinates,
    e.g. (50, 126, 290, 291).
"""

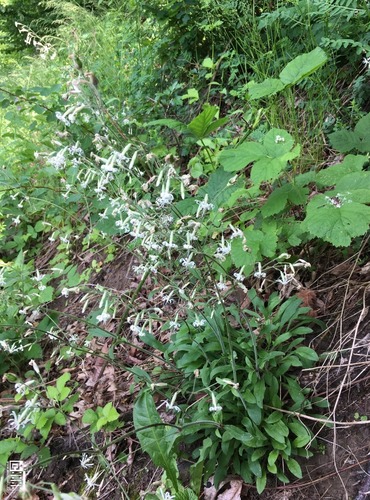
(133, 391, 179, 488)
(263, 128, 295, 156)
(316, 154, 367, 186)
(262, 183, 308, 216)
(304, 193, 370, 246)
(247, 78, 285, 100)
(219, 141, 265, 172)
(279, 47, 327, 85)
(354, 112, 370, 137)
(336, 172, 370, 193)
(250, 157, 286, 186)
(328, 129, 362, 153)
(199, 168, 240, 209)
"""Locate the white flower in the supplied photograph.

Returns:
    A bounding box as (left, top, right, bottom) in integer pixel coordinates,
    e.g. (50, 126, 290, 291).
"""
(61, 288, 70, 297)
(209, 392, 222, 413)
(130, 324, 144, 336)
(162, 293, 175, 305)
(180, 256, 196, 269)
(159, 490, 175, 500)
(254, 262, 266, 279)
(15, 380, 35, 395)
(48, 150, 66, 170)
(156, 192, 174, 207)
(216, 281, 228, 291)
(214, 237, 231, 260)
(293, 259, 311, 269)
(229, 224, 244, 239)
(169, 320, 180, 330)
(276, 266, 295, 286)
(275, 135, 285, 143)
(196, 195, 214, 217)
(363, 56, 370, 69)
(209, 405, 223, 412)
(233, 267, 245, 282)
(193, 319, 206, 328)
(29, 360, 41, 376)
(84, 471, 102, 492)
(80, 453, 94, 469)
(96, 312, 111, 324)
(12, 216, 21, 226)
(69, 334, 79, 345)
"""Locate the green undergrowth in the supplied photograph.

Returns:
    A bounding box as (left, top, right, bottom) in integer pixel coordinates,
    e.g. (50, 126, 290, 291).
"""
(1, 1, 370, 498)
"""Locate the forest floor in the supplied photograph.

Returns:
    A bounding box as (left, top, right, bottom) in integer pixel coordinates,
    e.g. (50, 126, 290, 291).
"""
(17, 236, 370, 500)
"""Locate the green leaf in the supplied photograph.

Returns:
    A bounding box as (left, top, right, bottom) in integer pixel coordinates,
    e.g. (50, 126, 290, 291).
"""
(133, 391, 179, 489)
(295, 346, 319, 362)
(187, 105, 218, 139)
(267, 449, 279, 466)
(199, 167, 239, 209)
(247, 78, 285, 100)
(54, 412, 67, 425)
(303, 193, 370, 246)
(355, 112, 370, 138)
(148, 118, 188, 134)
(315, 155, 367, 186)
(328, 129, 361, 153)
(256, 472, 267, 494)
(262, 183, 307, 216)
(223, 425, 253, 446)
(46, 386, 59, 401)
(253, 379, 265, 408)
(56, 373, 71, 393)
(82, 409, 98, 425)
(286, 457, 302, 478)
(96, 417, 108, 431)
(219, 141, 265, 172)
(59, 387, 71, 401)
(264, 420, 289, 444)
(279, 47, 328, 86)
(263, 128, 295, 156)
(181, 88, 199, 103)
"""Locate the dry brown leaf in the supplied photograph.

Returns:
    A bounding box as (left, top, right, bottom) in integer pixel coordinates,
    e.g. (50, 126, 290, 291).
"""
(203, 477, 243, 500)
(217, 479, 243, 500)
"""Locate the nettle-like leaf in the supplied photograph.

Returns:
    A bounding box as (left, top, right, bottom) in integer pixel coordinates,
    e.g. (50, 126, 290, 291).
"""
(219, 128, 300, 186)
(261, 183, 308, 216)
(303, 190, 370, 247)
(328, 113, 370, 153)
(315, 154, 367, 186)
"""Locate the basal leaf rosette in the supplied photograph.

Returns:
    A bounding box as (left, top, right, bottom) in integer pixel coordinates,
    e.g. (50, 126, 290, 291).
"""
(303, 190, 370, 247)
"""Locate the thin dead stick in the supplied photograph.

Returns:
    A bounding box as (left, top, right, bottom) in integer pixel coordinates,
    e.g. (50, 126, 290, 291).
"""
(266, 405, 370, 427)
(332, 284, 370, 499)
